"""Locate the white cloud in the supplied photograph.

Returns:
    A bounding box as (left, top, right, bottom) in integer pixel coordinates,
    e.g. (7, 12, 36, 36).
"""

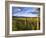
(13, 13, 38, 17)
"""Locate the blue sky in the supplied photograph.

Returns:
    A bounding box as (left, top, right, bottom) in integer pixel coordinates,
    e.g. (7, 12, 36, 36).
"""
(12, 7, 40, 17)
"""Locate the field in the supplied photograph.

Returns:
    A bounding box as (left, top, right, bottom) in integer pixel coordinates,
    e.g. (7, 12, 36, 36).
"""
(12, 16, 40, 31)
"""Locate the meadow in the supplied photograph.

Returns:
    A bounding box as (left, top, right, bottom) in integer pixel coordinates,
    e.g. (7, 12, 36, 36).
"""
(12, 16, 40, 31)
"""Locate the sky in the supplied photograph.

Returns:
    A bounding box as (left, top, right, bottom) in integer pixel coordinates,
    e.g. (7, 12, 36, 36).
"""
(12, 7, 40, 17)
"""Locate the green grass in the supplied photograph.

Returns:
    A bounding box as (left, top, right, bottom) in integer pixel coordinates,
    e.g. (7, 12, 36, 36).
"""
(12, 16, 40, 31)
